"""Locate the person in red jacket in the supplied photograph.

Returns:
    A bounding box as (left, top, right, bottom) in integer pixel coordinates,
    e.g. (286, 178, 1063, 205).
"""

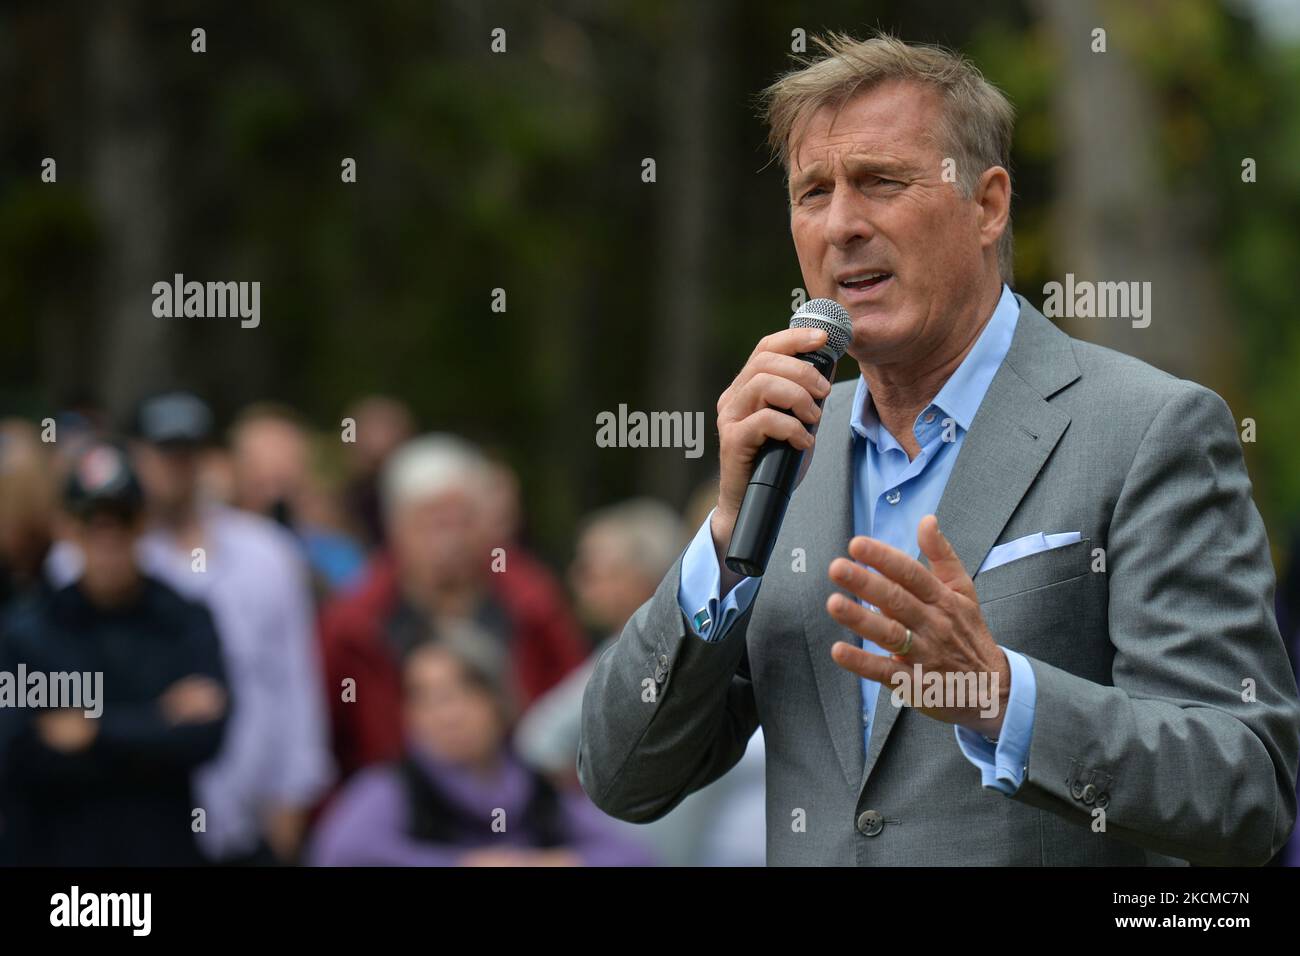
(318, 435, 587, 784)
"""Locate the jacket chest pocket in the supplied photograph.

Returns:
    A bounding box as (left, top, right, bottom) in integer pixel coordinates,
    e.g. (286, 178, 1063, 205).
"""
(975, 538, 1102, 660)
(974, 537, 1092, 604)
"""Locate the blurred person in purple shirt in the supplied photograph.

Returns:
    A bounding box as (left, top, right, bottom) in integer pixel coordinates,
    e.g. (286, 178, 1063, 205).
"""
(308, 622, 652, 867)
(47, 392, 335, 864)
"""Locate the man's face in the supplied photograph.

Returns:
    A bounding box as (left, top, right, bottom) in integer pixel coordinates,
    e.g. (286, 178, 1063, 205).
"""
(389, 489, 486, 592)
(74, 511, 142, 601)
(568, 526, 655, 633)
(231, 419, 309, 515)
(788, 80, 998, 366)
(131, 441, 200, 512)
(403, 646, 503, 768)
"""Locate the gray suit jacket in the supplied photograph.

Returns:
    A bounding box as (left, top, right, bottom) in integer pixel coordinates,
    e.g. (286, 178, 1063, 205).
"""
(578, 296, 1300, 865)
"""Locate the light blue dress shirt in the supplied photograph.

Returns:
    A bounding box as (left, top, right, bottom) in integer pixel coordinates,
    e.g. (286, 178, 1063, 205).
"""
(677, 283, 1036, 795)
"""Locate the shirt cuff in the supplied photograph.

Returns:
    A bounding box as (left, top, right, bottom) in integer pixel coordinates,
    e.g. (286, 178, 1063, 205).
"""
(954, 648, 1037, 795)
(676, 509, 761, 643)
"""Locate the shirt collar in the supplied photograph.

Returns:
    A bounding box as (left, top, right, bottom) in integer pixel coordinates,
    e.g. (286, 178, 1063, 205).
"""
(849, 283, 1020, 444)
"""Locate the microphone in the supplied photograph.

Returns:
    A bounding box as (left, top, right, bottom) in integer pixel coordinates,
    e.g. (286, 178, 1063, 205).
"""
(725, 298, 853, 577)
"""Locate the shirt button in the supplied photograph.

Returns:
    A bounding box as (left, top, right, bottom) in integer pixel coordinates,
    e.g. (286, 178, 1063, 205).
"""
(923, 412, 935, 423)
(885, 489, 901, 505)
(856, 810, 885, 837)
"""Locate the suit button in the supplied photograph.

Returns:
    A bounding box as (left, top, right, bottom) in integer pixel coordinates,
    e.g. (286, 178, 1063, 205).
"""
(1081, 783, 1097, 805)
(856, 810, 884, 837)
(1095, 792, 1110, 809)
(1070, 780, 1086, 800)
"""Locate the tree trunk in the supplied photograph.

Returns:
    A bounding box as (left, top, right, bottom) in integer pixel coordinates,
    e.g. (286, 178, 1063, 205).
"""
(88, 2, 171, 421)
(647, 0, 726, 506)
(1031, 0, 1234, 391)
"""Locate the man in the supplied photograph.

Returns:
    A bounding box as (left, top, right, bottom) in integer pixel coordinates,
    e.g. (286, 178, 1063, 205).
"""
(579, 33, 1300, 866)
(48, 392, 335, 863)
(0, 441, 227, 865)
(340, 394, 416, 552)
(227, 402, 366, 595)
(0, 420, 56, 612)
(319, 434, 587, 783)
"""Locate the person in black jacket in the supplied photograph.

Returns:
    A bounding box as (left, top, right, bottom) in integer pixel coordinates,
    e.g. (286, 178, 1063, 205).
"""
(0, 440, 229, 866)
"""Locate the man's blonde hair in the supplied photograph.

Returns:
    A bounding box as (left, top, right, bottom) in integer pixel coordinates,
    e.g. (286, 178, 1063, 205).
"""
(760, 32, 1016, 282)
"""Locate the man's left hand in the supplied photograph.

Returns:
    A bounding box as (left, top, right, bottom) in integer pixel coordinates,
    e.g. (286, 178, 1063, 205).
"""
(825, 514, 1010, 738)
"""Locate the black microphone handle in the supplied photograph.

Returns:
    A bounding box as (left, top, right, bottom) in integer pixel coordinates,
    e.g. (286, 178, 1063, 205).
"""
(724, 347, 838, 577)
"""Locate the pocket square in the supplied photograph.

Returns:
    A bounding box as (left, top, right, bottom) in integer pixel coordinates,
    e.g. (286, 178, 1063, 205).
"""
(978, 531, 1082, 574)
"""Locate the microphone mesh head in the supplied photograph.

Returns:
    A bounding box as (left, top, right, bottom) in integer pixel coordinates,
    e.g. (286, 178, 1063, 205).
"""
(789, 298, 852, 359)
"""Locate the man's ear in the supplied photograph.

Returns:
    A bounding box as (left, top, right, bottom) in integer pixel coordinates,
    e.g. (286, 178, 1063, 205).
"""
(974, 165, 1011, 253)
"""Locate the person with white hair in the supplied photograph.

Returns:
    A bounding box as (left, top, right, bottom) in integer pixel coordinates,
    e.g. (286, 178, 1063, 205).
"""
(515, 498, 768, 866)
(517, 497, 689, 778)
(318, 433, 587, 786)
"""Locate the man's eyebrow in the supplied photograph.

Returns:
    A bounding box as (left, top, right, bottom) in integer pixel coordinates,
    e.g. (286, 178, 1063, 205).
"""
(844, 154, 911, 177)
(789, 154, 913, 193)
(788, 163, 826, 193)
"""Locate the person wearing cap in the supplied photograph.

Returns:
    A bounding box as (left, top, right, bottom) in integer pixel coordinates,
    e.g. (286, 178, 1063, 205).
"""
(45, 391, 335, 864)
(307, 623, 651, 867)
(0, 441, 228, 865)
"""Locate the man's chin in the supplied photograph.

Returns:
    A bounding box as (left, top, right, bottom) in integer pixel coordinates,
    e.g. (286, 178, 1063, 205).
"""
(845, 316, 918, 365)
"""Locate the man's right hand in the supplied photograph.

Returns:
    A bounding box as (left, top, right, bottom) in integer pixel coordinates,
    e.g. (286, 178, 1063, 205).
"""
(36, 710, 98, 753)
(712, 326, 831, 591)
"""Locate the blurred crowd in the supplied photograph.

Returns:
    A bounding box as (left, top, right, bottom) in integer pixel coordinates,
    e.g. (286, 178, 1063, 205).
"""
(10, 390, 1295, 867)
(0, 392, 765, 867)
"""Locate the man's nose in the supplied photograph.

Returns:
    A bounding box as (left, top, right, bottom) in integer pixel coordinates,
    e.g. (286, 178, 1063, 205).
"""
(823, 183, 873, 249)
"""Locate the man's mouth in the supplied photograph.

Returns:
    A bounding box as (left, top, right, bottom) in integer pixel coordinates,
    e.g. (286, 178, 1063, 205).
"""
(837, 271, 894, 297)
(838, 271, 892, 290)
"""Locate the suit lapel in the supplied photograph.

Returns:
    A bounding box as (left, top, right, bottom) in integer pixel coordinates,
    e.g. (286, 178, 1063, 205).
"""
(796, 381, 865, 791)
(855, 297, 1081, 793)
(930, 366, 1072, 578)
(931, 299, 1080, 578)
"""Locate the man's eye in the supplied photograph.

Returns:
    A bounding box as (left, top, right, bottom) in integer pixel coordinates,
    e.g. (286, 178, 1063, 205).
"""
(799, 186, 827, 202)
